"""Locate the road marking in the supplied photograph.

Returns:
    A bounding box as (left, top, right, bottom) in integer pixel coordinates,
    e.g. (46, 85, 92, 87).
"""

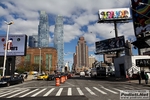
(65, 82, 75, 86)
(93, 87, 107, 94)
(7, 89, 29, 98)
(0, 90, 14, 95)
(43, 88, 55, 96)
(67, 88, 72, 96)
(0, 89, 21, 97)
(112, 88, 122, 92)
(77, 87, 84, 95)
(31, 88, 47, 97)
(85, 87, 96, 95)
(56, 88, 63, 96)
(101, 87, 118, 94)
(19, 89, 39, 97)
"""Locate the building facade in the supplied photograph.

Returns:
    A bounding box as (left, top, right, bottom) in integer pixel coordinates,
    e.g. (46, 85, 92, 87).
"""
(75, 37, 89, 72)
(16, 47, 57, 74)
(38, 11, 50, 47)
(89, 55, 95, 68)
(54, 15, 64, 71)
(29, 35, 38, 47)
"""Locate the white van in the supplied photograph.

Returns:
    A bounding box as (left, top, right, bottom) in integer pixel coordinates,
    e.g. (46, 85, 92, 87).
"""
(80, 71, 85, 77)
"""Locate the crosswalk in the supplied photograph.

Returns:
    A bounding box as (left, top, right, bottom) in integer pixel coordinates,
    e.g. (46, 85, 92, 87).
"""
(0, 86, 149, 98)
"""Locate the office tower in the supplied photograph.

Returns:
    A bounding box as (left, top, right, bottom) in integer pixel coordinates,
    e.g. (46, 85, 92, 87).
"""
(29, 35, 38, 47)
(89, 55, 95, 68)
(76, 37, 89, 72)
(54, 15, 64, 71)
(38, 11, 50, 47)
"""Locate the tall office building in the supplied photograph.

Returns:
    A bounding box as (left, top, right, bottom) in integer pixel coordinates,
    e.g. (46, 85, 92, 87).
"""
(38, 11, 50, 47)
(54, 15, 64, 71)
(75, 37, 89, 72)
(29, 35, 38, 47)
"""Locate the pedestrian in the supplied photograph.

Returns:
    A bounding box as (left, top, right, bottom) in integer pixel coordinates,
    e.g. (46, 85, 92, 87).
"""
(137, 72, 142, 84)
(144, 73, 149, 84)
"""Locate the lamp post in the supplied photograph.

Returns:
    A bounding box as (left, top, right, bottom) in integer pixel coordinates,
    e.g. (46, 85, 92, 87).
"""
(2, 21, 13, 76)
(39, 48, 41, 74)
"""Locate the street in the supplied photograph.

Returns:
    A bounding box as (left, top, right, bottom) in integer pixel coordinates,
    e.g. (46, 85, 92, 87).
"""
(0, 75, 150, 100)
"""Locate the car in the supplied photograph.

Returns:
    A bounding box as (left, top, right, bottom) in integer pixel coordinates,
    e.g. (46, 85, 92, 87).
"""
(47, 74, 55, 81)
(37, 74, 48, 80)
(80, 71, 85, 77)
(0, 75, 24, 87)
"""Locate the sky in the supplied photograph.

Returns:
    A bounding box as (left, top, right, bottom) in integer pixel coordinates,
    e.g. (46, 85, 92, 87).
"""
(0, 0, 139, 66)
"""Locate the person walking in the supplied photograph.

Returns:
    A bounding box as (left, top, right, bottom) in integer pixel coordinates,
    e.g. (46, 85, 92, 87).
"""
(145, 73, 149, 84)
(137, 72, 142, 84)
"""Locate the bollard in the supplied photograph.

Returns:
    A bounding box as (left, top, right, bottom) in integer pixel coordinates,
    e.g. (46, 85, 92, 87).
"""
(55, 77, 60, 86)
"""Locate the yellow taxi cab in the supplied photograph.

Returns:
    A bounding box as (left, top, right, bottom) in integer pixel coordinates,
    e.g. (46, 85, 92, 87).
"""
(37, 74, 48, 80)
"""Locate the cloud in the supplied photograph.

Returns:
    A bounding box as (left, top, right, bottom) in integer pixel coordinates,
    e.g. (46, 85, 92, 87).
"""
(0, 0, 136, 62)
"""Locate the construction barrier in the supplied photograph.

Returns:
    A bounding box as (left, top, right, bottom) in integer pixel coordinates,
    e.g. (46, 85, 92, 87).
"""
(55, 77, 60, 86)
(60, 76, 64, 83)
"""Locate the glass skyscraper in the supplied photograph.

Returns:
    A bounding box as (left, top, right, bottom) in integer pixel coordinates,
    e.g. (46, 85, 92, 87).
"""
(54, 15, 64, 71)
(38, 11, 50, 47)
(29, 35, 38, 47)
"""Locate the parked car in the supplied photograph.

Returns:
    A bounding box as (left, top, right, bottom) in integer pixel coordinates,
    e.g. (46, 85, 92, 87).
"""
(37, 74, 48, 80)
(47, 74, 55, 81)
(0, 75, 24, 87)
(80, 71, 85, 77)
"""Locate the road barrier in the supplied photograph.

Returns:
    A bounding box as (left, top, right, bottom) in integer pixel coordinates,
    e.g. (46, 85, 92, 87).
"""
(55, 77, 60, 86)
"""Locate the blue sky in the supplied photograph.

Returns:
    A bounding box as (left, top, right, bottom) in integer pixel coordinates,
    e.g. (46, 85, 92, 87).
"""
(0, 0, 139, 66)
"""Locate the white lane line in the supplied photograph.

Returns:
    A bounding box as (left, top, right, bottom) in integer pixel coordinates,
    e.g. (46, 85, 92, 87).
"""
(65, 82, 75, 86)
(68, 88, 72, 96)
(85, 87, 96, 95)
(19, 89, 39, 97)
(0, 89, 21, 97)
(56, 88, 63, 96)
(101, 87, 118, 94)
(0, 90, 14, 95)
(93, 87, 107, 94)
(7, 89, 29, 98)
(43, 88, 55, 96)
(31, 88, 47, 97)
(77, 88, 84, 95)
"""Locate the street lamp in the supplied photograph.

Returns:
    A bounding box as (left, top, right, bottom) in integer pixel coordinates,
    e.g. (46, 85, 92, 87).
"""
(39, 48, 41, 74)
(2, 21, 13, 76)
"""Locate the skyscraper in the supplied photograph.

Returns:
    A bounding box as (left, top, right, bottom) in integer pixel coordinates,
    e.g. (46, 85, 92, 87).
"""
(75, 37, 89, 72)
(29, 35, 38, 47)
(38, 11, 50, 47)
(54, 15, 64, 71)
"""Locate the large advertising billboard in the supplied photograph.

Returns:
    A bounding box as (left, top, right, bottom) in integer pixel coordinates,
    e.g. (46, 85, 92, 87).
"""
(98, 8, 131, 21)
(95, 36, 125, 53)
(0, 35, 27, 56)
(131, 0, 150, 36)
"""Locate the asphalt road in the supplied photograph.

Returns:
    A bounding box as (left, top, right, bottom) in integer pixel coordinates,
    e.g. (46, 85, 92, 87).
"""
(0, 75, 150, 100)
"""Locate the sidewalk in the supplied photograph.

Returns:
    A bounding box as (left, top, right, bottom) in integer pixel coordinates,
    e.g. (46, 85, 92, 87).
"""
(107, 77, 150, 86)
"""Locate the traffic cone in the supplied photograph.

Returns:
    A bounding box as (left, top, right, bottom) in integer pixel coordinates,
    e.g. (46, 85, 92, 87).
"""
(55, 78, 60, 86)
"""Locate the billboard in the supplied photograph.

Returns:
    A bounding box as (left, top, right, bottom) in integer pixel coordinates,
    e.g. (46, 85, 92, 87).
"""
(0, 35, 27, 56)
(98, 8, 131, 21)
(131, 0, 150, 36)
(95, 36, 125, 53)
(136, 59, 150, 67)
